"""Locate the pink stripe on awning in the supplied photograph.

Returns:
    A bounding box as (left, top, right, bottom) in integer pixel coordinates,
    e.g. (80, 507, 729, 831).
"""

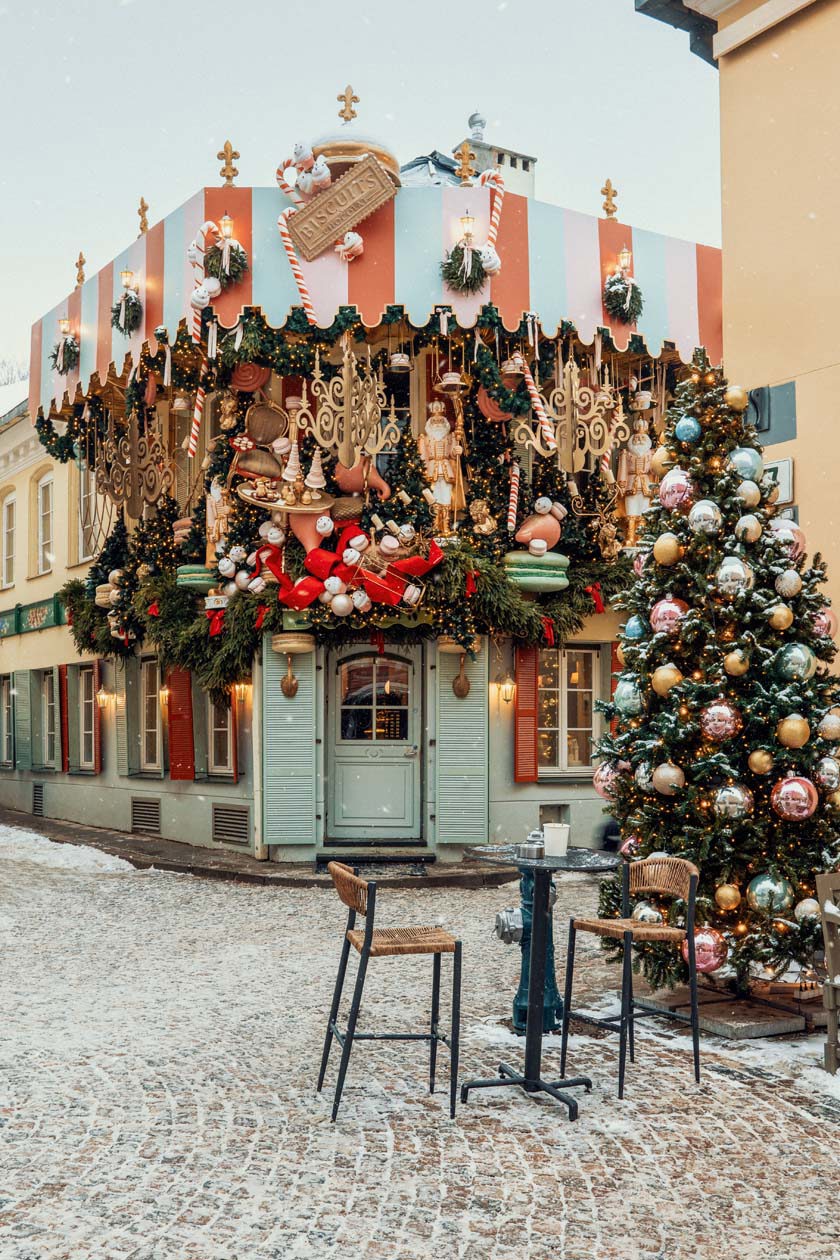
(563, 209, 603, 346)
(441, 185, 491, 328)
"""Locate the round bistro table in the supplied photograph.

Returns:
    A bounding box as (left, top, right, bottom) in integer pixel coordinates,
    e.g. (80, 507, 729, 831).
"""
(461, 847, 619, 1121)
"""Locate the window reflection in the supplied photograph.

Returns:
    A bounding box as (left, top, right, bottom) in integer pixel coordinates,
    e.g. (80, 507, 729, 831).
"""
(340, 657, 410, 742)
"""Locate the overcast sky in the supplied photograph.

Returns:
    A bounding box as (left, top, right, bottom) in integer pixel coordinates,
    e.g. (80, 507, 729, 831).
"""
(0, 0, 720, 366)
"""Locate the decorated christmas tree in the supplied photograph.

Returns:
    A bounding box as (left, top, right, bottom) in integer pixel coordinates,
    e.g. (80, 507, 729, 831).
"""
(596, 351, 840, 993)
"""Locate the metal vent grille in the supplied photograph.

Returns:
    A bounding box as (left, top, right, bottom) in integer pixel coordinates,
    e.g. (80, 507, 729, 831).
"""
(212, 804, 250, 847)
(131, 797, 161, 835)
(32, 783, 44, 817)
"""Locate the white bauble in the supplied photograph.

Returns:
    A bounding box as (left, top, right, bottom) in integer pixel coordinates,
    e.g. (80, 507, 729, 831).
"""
(687, 500, 722, 535)
(775, 568, 802, 598)
(107, 569, 124, 586)
(330, 593, 353, 616)
(735, 514, 762, 543)
(398, 524, 416, 544)
(109, 588, 122, 607)
(794, 898, 820, 921)
(222, 581, 239, 598)
(234, 570, 252, 591)
(318, 590, 334, 604)
(736, 480, 761, 508)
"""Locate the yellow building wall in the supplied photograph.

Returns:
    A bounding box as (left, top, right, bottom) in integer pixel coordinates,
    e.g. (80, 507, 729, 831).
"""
(718, 0, 840, 610)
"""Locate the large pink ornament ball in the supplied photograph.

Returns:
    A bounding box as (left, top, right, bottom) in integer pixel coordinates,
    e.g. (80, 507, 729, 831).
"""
(619, 834, 641, 857)
(633, 551, 649, 578)
(652, 762, 686, 795)
(682, 927, 728, 974)
(769, 518, 806, 559)
(593, 761, 622, 800)
(813, 607, 838, 639)
(650, 595, 690, 636)
(658, 467, 695, 512)
(770, 773, 819, 821)
(700, 700, 743, 742)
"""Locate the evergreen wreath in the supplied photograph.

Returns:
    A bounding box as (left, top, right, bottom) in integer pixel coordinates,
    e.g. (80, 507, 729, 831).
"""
(441, 244, 487, 295)
(205, 242, 249, 290)
(603, 271, 644, 325)
(111, 290, 143, 336)
(49, 337, 80, 375)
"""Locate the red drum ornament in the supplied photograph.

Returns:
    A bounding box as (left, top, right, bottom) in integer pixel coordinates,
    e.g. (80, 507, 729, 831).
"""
(650, 595, 689, 636)
(699, 700, 743, 742)
(658, 466, 695, 512)
(476, 385, 513, 423)
(230, 363, 271, 393)
(681, 927, 727, 974)
(770, 773, 819, 821)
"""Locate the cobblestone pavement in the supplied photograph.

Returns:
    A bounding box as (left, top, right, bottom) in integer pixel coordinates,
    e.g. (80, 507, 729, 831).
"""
(2, 826, 839, 1260)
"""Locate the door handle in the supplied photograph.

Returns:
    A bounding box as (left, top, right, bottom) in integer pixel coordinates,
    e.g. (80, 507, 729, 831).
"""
(403, 744, 419, 758)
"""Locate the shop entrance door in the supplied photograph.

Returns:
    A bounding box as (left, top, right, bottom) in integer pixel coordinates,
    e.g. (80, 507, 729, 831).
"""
(327, 646, 422, 841)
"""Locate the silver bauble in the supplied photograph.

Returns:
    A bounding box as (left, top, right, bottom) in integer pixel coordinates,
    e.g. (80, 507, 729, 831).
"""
(814, 756, 840, 791)
(775, 568, 803, 598)
(746, 873, 794, 912)
(713, 783, 755, 818)
(631, 900, 664, 924)
(794, 898, 821, 921)
(687, 499, 722, 535)
(715, 556, 755, 596)
(735, 514, 762, 543)
(634, 762, 655, 793)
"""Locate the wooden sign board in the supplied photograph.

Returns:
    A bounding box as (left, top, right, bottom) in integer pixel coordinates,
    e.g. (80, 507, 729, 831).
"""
(288, 155, 397, 261)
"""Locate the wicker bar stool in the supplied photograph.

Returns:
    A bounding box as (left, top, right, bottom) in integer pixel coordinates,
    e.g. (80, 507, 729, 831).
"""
(559, 856, 700, 1098)
(317, 861, 462, 1122)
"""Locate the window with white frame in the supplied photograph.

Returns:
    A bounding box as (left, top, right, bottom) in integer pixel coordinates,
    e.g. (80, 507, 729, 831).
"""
(0, 675, 12, 765)
(2, 496, 14, 588)
(537, 648, 601, 773)
(37, 474, 53, 575)
(78, 464, 96, 563)
(79, 665, 95, 769)
(207, 695, 234, 775)
(41, 670, 56, 767)
(140, 658, 162, 771)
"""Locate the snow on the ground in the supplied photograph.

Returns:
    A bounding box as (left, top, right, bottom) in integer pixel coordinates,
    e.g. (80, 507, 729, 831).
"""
(0, 823, 133, 873)
(0, 377, 28, 417)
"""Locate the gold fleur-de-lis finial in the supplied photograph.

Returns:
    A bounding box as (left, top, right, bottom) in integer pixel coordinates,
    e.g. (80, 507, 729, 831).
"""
(137, 196, 149, 235)
(338, 84, 359, 123)
(75, 251, 86, 288)
(601, 178, 618, 219)
(218, 140, 240, 187)
(453, 140, 477, 187)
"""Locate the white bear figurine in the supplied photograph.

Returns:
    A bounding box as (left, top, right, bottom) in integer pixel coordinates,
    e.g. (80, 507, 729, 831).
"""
(190, 277, 222, 310)
(293, 141, 314, 172)
(335, 231, 364, 263)
(311, 156, 332, 190)
(479, 244, 502, 275)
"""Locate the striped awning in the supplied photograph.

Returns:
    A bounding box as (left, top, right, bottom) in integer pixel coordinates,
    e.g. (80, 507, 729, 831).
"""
(29, 183, 722, 419)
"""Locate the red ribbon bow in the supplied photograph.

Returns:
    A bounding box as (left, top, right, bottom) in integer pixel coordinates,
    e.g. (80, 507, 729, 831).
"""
(465, 569, 479, 598)
(586, 581, 606, 614)
(255, 604, 268, 630)
(542, 616, 555, 647)
(147, 601, 160, 617)
(205, 608, 226, 636)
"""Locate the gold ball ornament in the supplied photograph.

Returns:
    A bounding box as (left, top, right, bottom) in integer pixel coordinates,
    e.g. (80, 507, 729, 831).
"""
(651, 445, 678, 479)
(651, 663, 684, 696)
(768, 602, 794, 631)
(825, 789, 840, 814)
(723, 649, 750, 677)
(653, 532, 683, 566)
(616, 643, 626, 666)
(748, 749, 774, 775)
(776, 714, 811, 748)
(715, 883, 742, 911)
(724, 385, 750, 412)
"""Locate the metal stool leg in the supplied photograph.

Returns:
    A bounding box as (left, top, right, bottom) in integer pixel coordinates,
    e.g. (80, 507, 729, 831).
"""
(688, 947, 701, 1083)
(318, 933, 352, 1092)
(450, 942, 462, 1120)
(628, 964, 635, 1064)
(430, 952, 441, 1094)
(618, 930, 633, 1100)
(331, 949, 369, 1122)
(560, 920, 576, 1077)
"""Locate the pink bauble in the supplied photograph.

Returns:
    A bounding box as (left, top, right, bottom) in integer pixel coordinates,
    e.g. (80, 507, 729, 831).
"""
(770, 773, 819, 821)
(650, 595, 690, 636)
(813, 607, 838, 639)
(699, 700, 743, 743)
(769, 518, 806, 559)
(682, 928, 727, 974)
(658, 467, 695, 512)
(633, 552, 649, 578)
(619, 834, 640, 857)
(593, 761, 622, 800)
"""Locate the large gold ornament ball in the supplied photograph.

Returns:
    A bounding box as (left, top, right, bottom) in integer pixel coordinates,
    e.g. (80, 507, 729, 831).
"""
(724, 385, 750, 412)
(715, 883, 742, 911)
(723, 649, 750, 677)
(616, 643, 626, 666)
(748, 749, 774, 775)
(651, 663, 684, 696)
(768, 602, 795, 631)
(651, 445, 678, 479)
(777, 714, 811, 748)
(653, 532, 683, 566)
(825, 789, 840, 814)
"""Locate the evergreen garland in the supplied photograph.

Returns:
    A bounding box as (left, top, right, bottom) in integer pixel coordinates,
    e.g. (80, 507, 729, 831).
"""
(205, 243, 249, 290)
(111, 290, 143, 336)
(49, 337, 80, 375)
(603, 272, 644, 325)
(441, 244, 488, 295)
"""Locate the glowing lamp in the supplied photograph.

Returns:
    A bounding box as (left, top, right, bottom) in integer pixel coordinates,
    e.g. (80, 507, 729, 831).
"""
(460, 210, 475, 242)
(120, 268, 136, 291)
(96, 686, 110, 709)
(159, 684, 170, 705)
(220, 212, 234, 240)
(500, 673, 515, 704)
(234, 680, 251, 702)
(618, 244, 632, 272)
(58, 316, 71, 337)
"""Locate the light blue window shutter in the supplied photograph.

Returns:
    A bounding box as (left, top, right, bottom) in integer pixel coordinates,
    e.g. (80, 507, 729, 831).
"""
(114, 657, 141, 777)
(261, 633, 317, 846)
(435, 642, 489, 845)
(67, 666, 80, 772)
(191, 678, 209, 781)
(12, 670, 31, 771)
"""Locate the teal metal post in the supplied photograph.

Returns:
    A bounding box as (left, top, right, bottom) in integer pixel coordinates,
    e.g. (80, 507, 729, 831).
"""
(512, 867, 563, 1034)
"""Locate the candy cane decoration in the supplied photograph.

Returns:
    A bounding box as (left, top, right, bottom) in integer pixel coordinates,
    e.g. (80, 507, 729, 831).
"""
(188, 359, 207, 458)
(507, 461, 521, 532)
(514, 353, 557, 453)
(277, 209, 316, 326)
(189, 221, 221, 342)
(275, 160, 304, 206)
(479, 169, 506, 250)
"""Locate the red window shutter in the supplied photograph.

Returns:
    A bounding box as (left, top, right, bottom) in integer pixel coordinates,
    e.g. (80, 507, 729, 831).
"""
(230, 689, 239, 785)
(93, 660, 103, 774)
(59, 665, 69, 773)
(167, 669, 195, 781)
(514, 646, 539, 783)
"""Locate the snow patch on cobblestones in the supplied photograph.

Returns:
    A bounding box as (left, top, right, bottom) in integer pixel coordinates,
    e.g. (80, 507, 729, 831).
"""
(0, 823, 135, 873)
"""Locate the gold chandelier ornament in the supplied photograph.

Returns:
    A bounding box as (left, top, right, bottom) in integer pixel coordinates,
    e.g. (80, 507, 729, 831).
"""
(510, 359, 629, 474)
(95, 407, 174, 517)
(296, 335, 399, 466)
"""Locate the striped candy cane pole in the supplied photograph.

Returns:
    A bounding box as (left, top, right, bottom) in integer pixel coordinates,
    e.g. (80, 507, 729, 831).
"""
(600, 420, 618, 484)
(480, 170, 506, 249)
(515, 354, 557, 452)
(188, 359, 207, 458)
(190, 221, 220, 342)
(277, 209, 317, 326)
(507, 461, 521, 532)
(275, 160, 304, 206)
